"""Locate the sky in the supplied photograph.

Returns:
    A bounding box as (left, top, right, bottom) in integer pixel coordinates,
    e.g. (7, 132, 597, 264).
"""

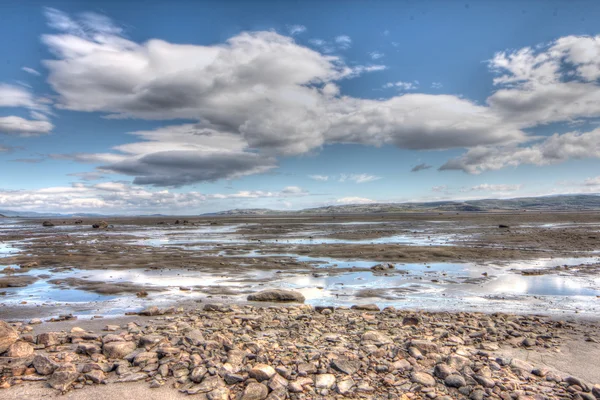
(1, 0, 600, 214)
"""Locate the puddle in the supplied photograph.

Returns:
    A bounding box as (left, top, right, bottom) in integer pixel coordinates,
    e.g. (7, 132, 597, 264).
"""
(0, 242, 19, 258)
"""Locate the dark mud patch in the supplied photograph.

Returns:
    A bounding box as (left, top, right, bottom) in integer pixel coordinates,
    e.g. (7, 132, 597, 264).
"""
(48, 278, 165, 295)
(0, 275, 38, 288)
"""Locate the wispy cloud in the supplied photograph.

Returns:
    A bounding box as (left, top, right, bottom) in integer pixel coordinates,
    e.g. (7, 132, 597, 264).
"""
(383, 80, 419, 91)
(287, 24, 306, 35)
(21, 67, 41, 76)
(411, 163, 432, 172)
(335, 35, 352, 49)
(369, 51, 385, 60)
(308, 174, 329, 181)
(339, 173, 382, 183)
(431, 82, 443, 89)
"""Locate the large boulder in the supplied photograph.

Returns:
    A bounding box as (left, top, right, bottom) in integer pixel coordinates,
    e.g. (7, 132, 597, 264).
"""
(247, 289, 305, 303)
(0, 321, 19, 354)
(42, 220, 55, 227)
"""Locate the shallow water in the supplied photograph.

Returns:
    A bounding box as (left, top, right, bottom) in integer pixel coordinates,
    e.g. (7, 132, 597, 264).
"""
(2, 254, 599, 318)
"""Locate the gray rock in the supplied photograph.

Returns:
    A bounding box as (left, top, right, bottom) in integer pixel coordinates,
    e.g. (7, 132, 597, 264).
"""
(48, 363, 79, 391)
(33, 354, 59, 375)
(331, 358, 359, 375)
(247, 289, 305, 303)
(336, 377, 355, 394)
(351, 304, 380, 312)
(434, 363, 454, 380)
(445, 374, 467, 388)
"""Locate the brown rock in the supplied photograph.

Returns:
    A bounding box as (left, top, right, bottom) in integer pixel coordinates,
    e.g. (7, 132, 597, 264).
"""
(103, 341, 137, 359)
(0, 320, 19, 354)
(5, 341, 33, 358)
(241, 382, 269, 400)
(33, 354, 58, 375)
(247, 289, 305, 303)
(48, 363, 79, 391)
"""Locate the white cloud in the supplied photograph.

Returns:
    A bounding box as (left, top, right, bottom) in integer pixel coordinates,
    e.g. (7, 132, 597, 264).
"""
(38, 9, 600, 181)
(21, 67, 41, 76)
(0, 183, 309, 213)
(431, 185, 447, 192)
(335, 196, 375, 204)
(308, 175, 329, 181)
(440, 128, 600, 174)
(0, 84, 53, 135)
(369, 51, 384, 60)
(287, 25, 306, 35)
(0, 116, 53, 136)
(431, 82, 443, 89)
(338, 173, 381, 183)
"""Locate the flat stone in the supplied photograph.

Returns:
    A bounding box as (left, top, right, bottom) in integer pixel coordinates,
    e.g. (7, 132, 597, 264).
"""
(331, 358, 359, 375)
(510, 358, 534, 373)
(351, 304, 381, 312)
(207, 387, 230, 400)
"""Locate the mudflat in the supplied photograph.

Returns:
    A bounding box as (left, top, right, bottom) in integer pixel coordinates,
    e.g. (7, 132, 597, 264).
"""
(0, 212, 599, 398)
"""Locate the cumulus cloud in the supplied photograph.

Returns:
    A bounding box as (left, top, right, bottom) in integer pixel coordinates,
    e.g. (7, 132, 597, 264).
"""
(411, 163, 432, 172)
(336, 196, 375, 204)
(440, 128, 600, 174)
(37, 9, 600, 181)
(37, 8, 534, 184)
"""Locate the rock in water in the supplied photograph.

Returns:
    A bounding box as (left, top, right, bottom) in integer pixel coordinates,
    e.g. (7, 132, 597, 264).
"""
(42, 220, 55, 227)
(247, 289, 305, 303)
(0, 321, 19, 354)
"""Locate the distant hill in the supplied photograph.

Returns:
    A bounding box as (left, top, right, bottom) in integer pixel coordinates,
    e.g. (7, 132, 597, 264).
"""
(206, 194, 600, 215)
(0, 214, 5, 218)
(2, 194, 599, 217)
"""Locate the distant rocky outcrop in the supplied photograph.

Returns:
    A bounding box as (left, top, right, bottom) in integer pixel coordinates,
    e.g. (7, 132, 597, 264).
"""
(247, 289, 305, 303)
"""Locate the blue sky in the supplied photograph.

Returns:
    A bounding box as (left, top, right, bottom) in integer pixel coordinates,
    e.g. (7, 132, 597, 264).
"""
(1, 0, 600, 214)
